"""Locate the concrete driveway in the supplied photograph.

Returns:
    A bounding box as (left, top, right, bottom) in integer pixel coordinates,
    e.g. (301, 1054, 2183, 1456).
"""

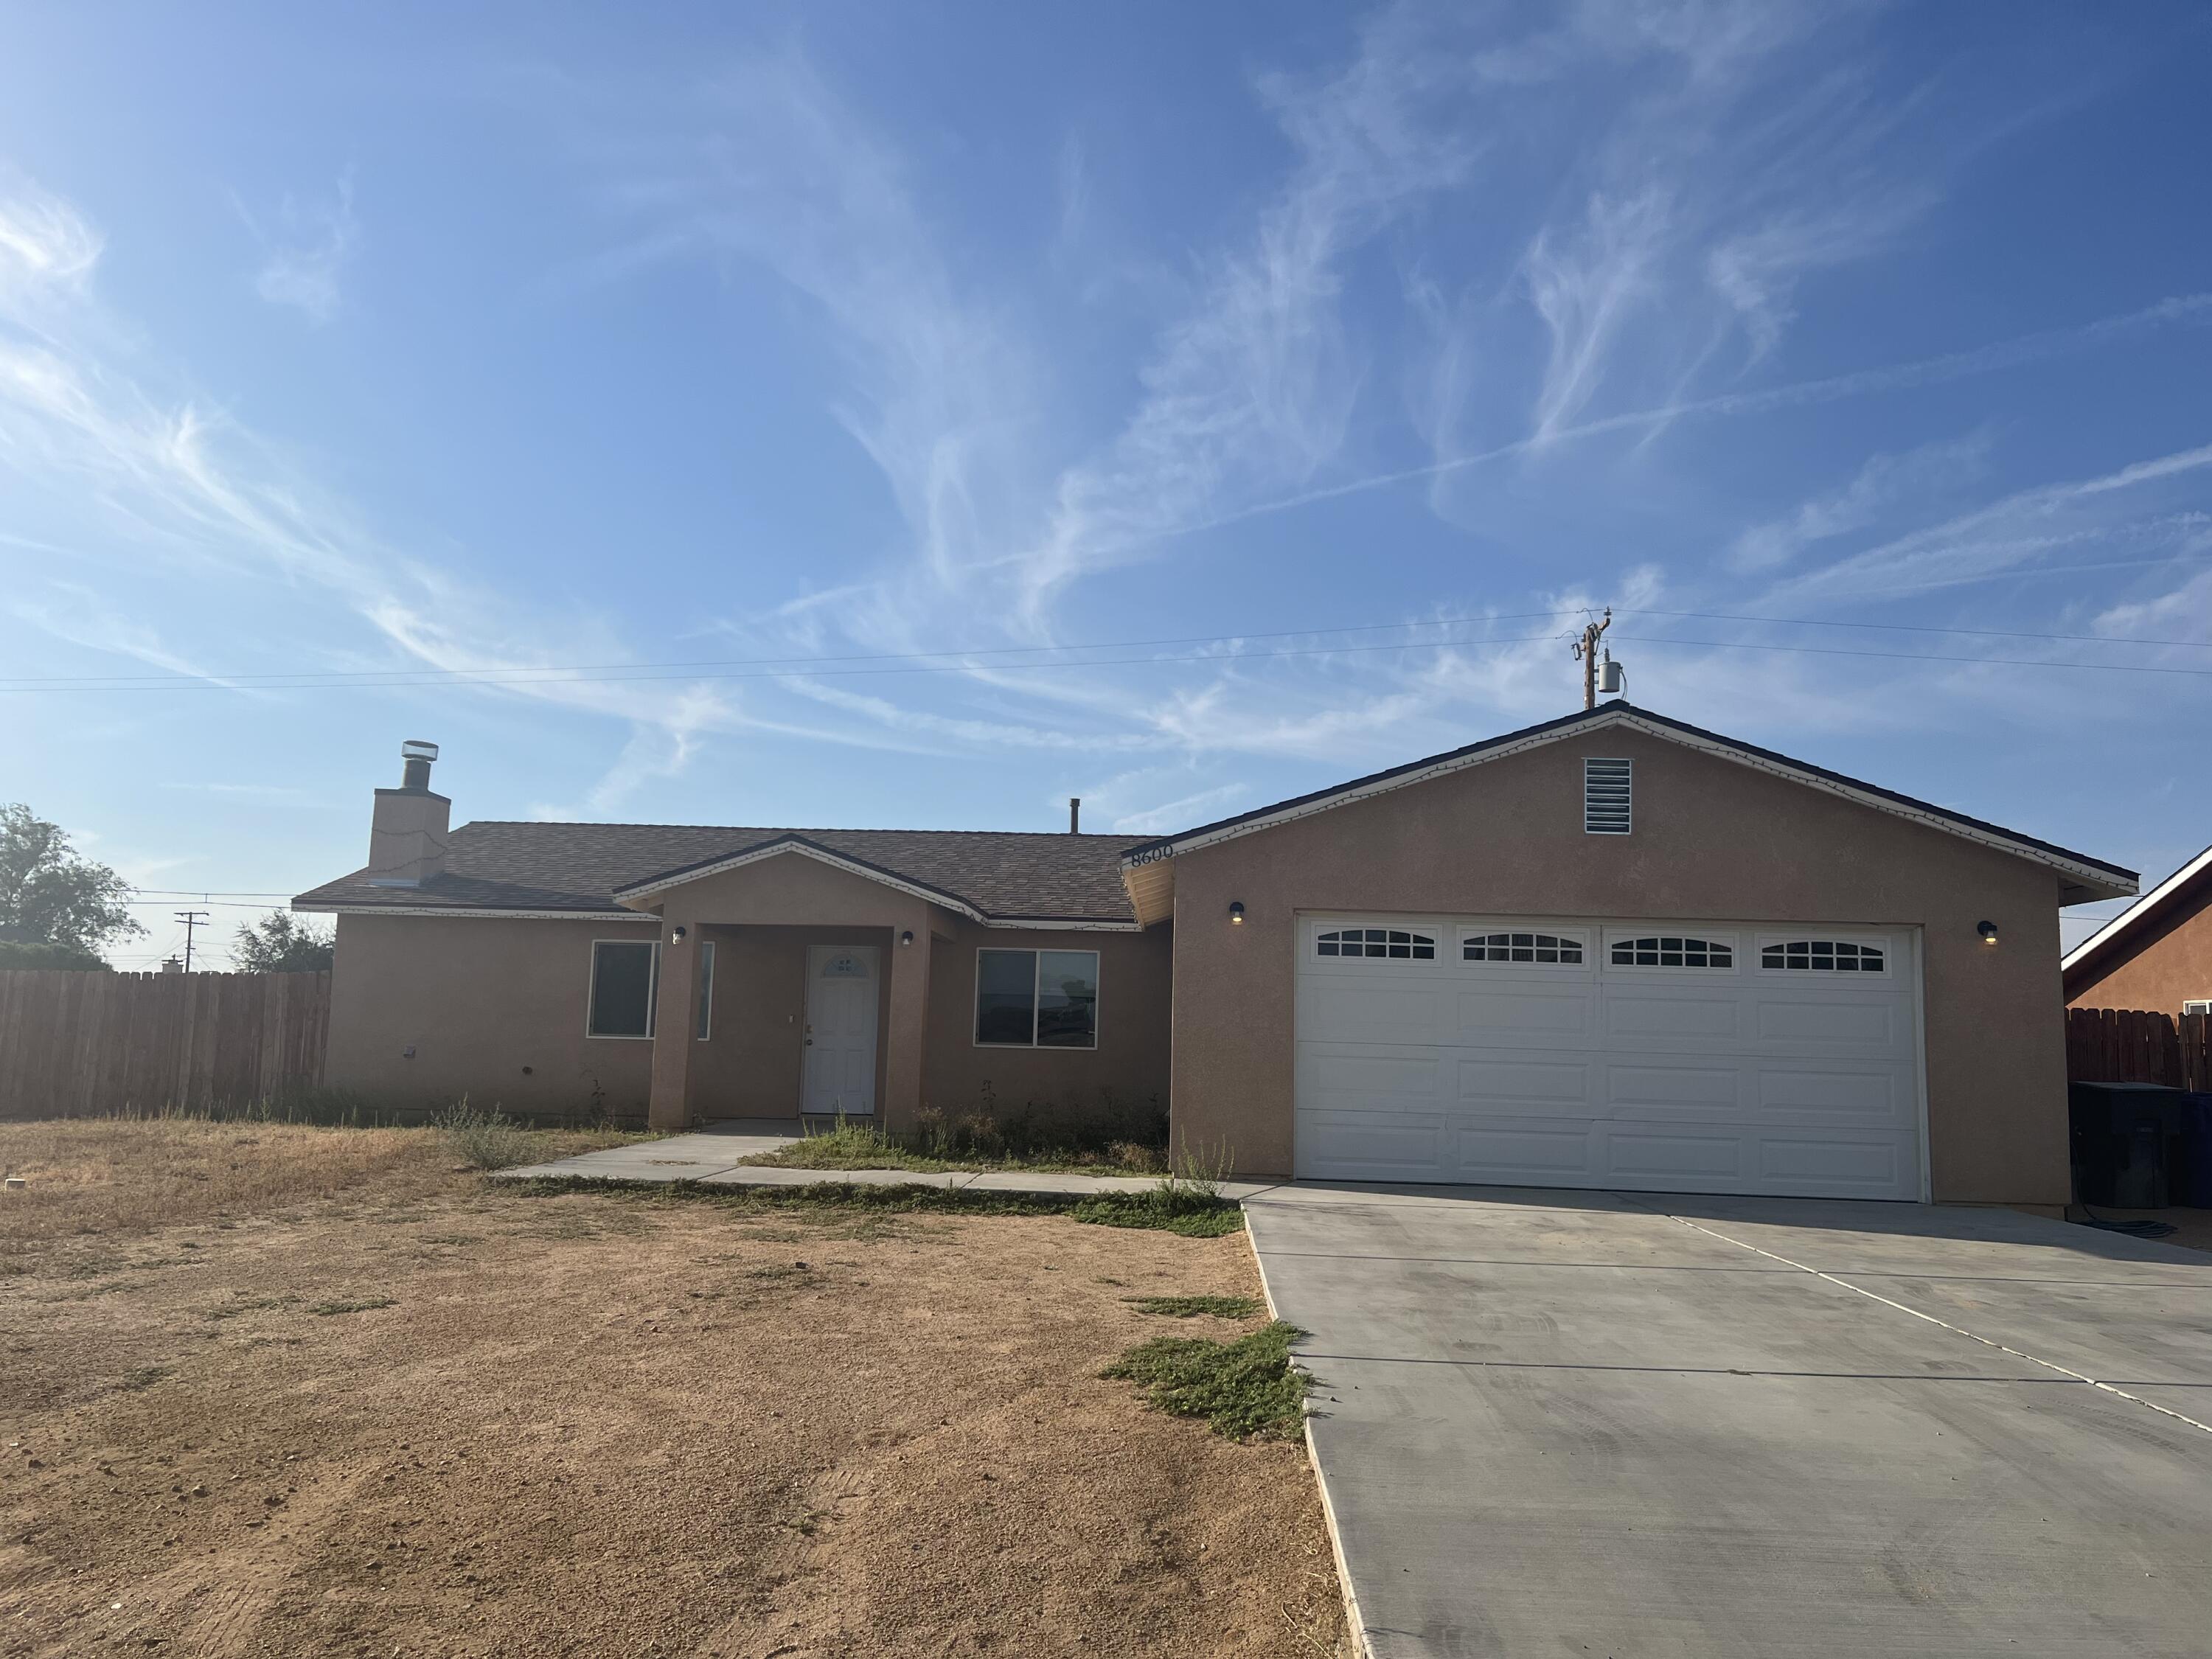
(1245, 1186, 2212, 1658)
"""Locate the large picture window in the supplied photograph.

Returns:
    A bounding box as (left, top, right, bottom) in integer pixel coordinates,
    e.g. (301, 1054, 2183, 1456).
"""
(588, 939, 660, 1038)
(975, 948, 1099, 1048)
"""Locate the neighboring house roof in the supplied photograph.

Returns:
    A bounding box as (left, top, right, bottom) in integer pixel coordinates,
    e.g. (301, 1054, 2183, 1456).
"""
(2061, 839, 2212, 980)
(1119, 702, 2138, 926)
(293, 821, 1143, 928)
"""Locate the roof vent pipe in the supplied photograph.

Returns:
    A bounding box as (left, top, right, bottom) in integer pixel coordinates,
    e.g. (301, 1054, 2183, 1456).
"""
(400, 739, 440, 791)
(1069, 797, 1081, 834)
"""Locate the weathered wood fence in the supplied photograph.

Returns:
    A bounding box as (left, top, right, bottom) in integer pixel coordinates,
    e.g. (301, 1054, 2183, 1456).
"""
(0, 970, 330, 1120)
(2065, 1006, 2211, 1092)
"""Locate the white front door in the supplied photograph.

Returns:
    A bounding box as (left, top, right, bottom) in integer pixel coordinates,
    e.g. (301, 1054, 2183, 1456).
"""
(1294, 914, 1924, 1200)
(803, 945, 880, 1116)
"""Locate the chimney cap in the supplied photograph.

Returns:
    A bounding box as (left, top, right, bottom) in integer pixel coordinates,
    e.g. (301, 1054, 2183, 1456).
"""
(400, 740, 440, 763)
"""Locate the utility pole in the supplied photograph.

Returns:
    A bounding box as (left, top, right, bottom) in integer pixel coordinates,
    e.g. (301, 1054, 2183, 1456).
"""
(175, 909, 209, 973)
(1571, 608, 1613, 710)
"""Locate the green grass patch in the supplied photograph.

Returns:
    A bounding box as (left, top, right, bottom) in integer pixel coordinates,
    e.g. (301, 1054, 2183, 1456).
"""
(1071, 1187, 1244, 1237)
(740, 1119, 1169, 1177)
(1124, 1293, 1264, 1319)
(1102, 1321, 1310, 1439)
(510, 1174, 1245, 1236)
(310, 1296, 395, 1316)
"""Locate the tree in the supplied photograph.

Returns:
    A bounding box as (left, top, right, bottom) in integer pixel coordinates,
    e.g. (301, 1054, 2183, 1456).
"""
(232, 911, 334, 973)
(0, 938, 111, 971)
(0, 803, 144, 955)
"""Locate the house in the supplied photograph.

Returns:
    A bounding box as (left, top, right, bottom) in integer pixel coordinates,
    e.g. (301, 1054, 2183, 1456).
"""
(2062, 841, 2212, 1015)
(294, 704, 2137, 1208)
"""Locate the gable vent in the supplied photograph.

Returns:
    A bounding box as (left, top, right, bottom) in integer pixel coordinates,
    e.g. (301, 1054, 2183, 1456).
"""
(1584, 757, 1632, 835)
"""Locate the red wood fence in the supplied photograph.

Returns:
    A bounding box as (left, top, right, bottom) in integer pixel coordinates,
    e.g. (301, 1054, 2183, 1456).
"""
(0, 970, 330, 1120)
(2065, 1006, 2211, 1092)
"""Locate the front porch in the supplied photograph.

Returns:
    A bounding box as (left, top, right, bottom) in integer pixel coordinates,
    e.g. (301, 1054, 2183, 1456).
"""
(628, 851, 948, 1131)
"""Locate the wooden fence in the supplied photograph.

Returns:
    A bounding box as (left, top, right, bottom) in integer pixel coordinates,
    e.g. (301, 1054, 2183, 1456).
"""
(2065, 1006, 2211, 1092)
(0, 970, 330, 1120)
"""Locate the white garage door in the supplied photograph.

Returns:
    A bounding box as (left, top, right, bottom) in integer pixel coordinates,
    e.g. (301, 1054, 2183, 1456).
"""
(1294, 914, 1924, 1199)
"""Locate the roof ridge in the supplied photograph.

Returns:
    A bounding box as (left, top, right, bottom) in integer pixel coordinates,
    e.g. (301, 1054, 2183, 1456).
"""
(459, 820, 1142, 840)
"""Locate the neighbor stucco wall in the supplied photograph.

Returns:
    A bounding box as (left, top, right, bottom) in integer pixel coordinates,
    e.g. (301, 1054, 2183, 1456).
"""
(1166, 726, 2074, 1204)
(326, 911, 659, 1118)
(2065, 872, 2212, 1014)
(921, 920, 1174, 1129)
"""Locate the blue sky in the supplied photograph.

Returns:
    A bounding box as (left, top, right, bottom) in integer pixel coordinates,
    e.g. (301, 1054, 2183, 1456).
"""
(3, 1, 2209, 967)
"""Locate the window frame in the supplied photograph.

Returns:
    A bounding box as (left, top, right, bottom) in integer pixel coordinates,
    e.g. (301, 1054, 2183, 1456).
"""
(1312, 925, 1439, 963)
(1584, 757, 1632, 836)
(1755, 936, 1891, 976)
(1459, 928, 1587, 967)
(695, 939, 717, 1040)
(1601, 931, 1739, 973)
(971, 946, 1102, 1051)
(585, 938, 662, 1040)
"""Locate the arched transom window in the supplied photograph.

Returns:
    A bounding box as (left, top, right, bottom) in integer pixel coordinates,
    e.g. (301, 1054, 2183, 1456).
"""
(1316, 927, 1436, 961)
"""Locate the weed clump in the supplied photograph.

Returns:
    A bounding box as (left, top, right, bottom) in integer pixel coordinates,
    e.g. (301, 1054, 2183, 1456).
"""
(434, 1100, 536, 1171)
(1102, 1321, 1310, 1439)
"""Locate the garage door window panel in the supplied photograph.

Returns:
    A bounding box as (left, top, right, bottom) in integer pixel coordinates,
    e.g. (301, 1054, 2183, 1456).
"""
(1760, 939, 1885, 973)
(1316, 927, 1436, 961)
(1609, 935, 1736, 970)
(1463, 930, 1585, 965)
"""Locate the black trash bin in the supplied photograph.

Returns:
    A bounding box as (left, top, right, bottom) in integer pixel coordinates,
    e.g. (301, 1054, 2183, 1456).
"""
(2069, 1081, 2190, 1208)
(2173, 1093, 2212, 1208)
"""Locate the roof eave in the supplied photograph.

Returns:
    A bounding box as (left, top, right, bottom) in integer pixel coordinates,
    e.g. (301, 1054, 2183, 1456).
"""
(2061, 840, 2212, 973)
(1117, 703, 2138, 902)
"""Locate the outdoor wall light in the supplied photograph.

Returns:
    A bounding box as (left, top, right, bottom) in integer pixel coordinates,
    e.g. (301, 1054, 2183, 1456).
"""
(1978, 921, 1999, 947)
(670, 924, 688, 942)
(900, 930, 915, 947)
(1229, 901, 1246, 925)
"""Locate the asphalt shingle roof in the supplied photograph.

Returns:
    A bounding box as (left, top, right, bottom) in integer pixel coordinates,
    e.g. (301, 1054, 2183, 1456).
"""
(293, 821, 1141, 923)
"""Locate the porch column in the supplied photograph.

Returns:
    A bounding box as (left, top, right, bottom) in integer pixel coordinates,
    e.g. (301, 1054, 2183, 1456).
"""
(881, 912, 932, 1134)
(647, 914, 699, 1130)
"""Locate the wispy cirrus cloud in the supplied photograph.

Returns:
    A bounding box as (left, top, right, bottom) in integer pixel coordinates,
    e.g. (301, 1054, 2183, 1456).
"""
(1728, 434, 1992, 573)
(243, 175, 361, 324)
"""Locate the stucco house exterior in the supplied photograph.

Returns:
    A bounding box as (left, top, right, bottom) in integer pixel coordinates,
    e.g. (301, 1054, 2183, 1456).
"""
(295, 705, 2136, 1208)
(2062, 841, 2212, 1015)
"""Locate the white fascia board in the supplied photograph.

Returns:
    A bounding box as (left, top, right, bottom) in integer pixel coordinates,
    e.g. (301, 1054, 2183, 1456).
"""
(295, 904, 649, 922)
(1121, 706, 2137, 900)
(2062, 841, 2212, 971)
(611, 839, 987, 919)
(607, 840, 1144, 931)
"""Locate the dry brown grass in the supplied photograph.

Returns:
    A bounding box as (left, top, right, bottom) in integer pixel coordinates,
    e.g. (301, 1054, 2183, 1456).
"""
(0, 1117, 633, 1271)
(0, 1119, 1348, 1658)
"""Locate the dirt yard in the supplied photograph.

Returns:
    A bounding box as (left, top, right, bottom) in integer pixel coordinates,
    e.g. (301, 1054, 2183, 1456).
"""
(0, 1121, 1346, 1658)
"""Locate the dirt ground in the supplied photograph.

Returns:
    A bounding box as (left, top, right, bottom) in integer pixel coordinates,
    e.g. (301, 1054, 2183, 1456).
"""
(0, 1121, 1346, 1658)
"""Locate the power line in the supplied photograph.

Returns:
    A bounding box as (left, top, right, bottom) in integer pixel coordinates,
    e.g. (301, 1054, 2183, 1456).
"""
(4, 608, 2208, 697)
(1614, 633, 2212, 677)
(0, 610, 1588, 688)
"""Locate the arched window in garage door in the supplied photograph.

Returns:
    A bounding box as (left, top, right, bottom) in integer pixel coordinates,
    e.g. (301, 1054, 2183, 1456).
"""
(1315, 927, 1436, 960)
(1609, 935, 1734, 969)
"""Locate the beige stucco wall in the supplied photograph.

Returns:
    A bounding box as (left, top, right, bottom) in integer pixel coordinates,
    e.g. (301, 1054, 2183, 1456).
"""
(2066, 874, 2212, 1014)
(321, 849, 1179, 1132)
(920, 921, 1174, 1131)
(686, 925, 896, 1119)
(325, 911, 660, 1119)
(1166, 726, 2076, 1203)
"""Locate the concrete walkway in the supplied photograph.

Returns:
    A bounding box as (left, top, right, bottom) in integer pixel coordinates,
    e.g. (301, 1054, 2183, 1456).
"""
(1246, 1183, 2212, 1658)
(496, 1125, 1279, 1200)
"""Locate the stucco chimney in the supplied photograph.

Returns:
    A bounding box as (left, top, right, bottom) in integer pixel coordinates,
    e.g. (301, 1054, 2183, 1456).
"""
(366, 740, 450, 888)
(1069, 797, 1081, 834)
